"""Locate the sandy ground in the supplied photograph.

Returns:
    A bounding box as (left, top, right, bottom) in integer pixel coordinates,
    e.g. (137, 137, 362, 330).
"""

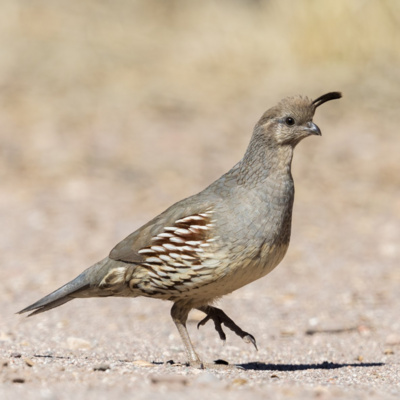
(1, 1, 400, 399)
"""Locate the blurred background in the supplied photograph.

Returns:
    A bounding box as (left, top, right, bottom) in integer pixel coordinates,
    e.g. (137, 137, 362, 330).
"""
(1, 0, 400, 371)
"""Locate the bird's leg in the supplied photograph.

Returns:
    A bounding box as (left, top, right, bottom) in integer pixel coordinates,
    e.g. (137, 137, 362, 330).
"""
(170, 303, 246, 370)
(171, 302, 203, 367)
(197, 305, 258, 350)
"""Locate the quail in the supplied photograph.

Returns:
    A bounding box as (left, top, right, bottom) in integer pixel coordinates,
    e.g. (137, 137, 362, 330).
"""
(19, 92, 342, 368)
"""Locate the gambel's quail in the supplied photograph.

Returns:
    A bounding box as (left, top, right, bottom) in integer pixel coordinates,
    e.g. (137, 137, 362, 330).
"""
(19, 92, 342, 368)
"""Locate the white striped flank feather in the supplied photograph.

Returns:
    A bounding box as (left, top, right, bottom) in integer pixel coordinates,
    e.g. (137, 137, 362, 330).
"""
(128, 208, 221, 297)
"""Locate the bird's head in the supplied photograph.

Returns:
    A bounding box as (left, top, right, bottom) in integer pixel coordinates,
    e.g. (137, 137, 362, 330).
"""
(255, 92, 342, 147)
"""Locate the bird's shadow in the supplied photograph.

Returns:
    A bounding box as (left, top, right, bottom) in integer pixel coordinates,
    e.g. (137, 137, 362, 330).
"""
(236, 360, 384, 371)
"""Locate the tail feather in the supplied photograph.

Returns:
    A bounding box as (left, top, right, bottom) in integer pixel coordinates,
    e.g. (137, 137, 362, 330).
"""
(21, 297, 75, 317)
(18, 257, 113, 316)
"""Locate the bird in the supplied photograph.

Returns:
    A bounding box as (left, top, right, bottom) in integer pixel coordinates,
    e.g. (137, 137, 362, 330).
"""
(18, 92, 342, 368)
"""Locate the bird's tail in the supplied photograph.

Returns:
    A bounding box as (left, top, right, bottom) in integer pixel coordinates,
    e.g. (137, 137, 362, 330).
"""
(17, 257, 115, 317)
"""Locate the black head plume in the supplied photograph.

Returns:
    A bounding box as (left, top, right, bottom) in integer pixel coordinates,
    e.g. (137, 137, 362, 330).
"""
(312, 92, 342, 108)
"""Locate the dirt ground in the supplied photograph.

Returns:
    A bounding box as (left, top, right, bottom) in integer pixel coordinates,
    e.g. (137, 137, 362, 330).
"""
(1, 1, 400, 399)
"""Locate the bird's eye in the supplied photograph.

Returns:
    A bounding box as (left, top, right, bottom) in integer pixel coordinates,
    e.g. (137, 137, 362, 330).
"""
(285, 117, 295, 126)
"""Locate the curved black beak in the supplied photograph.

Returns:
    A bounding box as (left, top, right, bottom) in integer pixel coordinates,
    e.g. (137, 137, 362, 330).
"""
(305, 121, 321, 136)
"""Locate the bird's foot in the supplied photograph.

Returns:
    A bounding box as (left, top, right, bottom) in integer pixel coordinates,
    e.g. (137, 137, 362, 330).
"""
(197, 306, 257, 350)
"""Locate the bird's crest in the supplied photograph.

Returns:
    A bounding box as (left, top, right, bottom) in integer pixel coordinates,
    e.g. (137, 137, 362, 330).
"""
(312, 92, 342, 108)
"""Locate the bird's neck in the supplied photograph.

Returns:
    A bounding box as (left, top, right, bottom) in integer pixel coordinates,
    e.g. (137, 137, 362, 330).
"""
(237, 137, 294, 187)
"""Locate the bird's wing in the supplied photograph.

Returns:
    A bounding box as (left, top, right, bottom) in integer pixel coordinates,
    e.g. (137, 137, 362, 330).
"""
(109, 161, 240, 264)
(107, 197, 224, 296)
(109, 196, 217, 264)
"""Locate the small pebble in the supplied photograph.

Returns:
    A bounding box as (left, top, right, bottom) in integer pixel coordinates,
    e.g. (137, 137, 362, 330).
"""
(93, 364, 110, 371)
(23, 357, 35, 367)
(150, 375, 188, 385)
(10, 352, 21, 358)
(190, 368, 203, 375)
(357, 325, 371, 336)
(0, 332, 13, 341)
(314, 386, 329, 396)
(195, 372, 220, 384)
(232, 378, 248, 386)
(280, 330, 295, 337)
(386, 333, 400, 345)
(132, 360, 155, 367)
(66, 337, 92, 350)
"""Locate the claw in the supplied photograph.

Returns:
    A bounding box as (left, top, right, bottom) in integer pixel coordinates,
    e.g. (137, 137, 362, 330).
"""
(197, 314, 211, 329)
(243, 334, 258, 351)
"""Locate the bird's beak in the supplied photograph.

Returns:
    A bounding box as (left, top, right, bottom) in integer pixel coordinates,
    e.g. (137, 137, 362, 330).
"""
(305, 121, 321, 136)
